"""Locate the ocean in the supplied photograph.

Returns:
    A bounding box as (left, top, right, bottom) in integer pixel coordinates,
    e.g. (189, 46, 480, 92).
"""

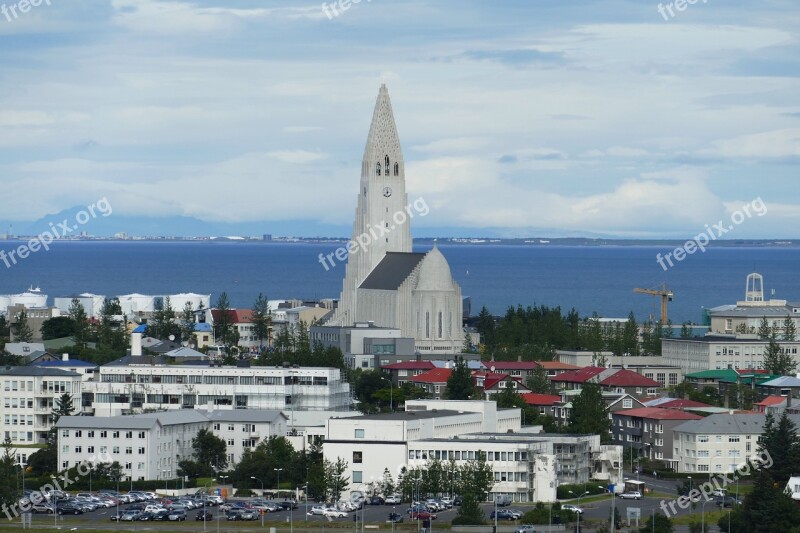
(0, 241, 798, 324)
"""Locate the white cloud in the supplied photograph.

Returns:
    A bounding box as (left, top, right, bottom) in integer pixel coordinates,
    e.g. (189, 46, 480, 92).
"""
(701, 128, 800, 159)
(266, 150, 327, 164)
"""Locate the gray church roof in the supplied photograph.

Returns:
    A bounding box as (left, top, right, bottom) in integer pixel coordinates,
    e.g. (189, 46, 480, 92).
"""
(359, 252, 426, 290)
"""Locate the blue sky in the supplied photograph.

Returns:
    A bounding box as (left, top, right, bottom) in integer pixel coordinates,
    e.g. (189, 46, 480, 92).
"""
(0, 0, 798, 238)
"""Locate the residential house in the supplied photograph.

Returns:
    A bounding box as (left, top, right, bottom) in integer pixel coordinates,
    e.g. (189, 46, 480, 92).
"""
(611, 407, 702, 462)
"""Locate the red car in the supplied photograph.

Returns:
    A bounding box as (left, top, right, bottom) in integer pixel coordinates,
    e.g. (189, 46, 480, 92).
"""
(411, 511, 437, 520)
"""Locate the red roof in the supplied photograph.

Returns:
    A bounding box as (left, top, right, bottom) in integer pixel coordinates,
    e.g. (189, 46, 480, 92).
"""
(616, 407, 702, 420)
(479, 373, 524, 391)
(410, 368, 453, 384)
(210, 309, 253, 324)
(551, 366, 606, 383)
(754, 396, 786, 407)
(600, 369, 661, 388)
(381, 361, 436, 370)
(521, 393, 561, 406)
(655, 399, 711, 409)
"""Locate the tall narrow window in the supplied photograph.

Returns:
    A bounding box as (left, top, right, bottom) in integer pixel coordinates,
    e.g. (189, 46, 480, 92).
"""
(425, 312, 430, 338)
(394, 162, 399, 176)
(438, 312, 443, 338)
(376, 163, 381, 176)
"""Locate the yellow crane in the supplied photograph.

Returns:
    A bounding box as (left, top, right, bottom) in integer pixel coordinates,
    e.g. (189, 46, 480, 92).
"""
(633, 284, 673, 325)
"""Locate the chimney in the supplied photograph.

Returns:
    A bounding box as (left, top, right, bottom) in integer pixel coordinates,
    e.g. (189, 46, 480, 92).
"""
(62, 353, 69, 362)
(131, 331, 142, 357)
(517, 355, 522, 362)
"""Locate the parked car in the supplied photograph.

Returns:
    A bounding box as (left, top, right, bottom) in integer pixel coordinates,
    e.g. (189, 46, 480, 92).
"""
(369, 496, 385, 505)
(387, 512, 404, 523)
(516, 526, 537, 533)
(279, 501, 298, 510)
(240, 510, 260, 520)
(322, 508, 348, 518)
(411, 510, 437, 520)
(507, 509, 524, 519)
(196, 510, 214, 521)
(619, 491, 642, 500)
(31, 503, 53, 514)
(384, 495, 401, 504)
(495, 495, 513, 506)
(562, 504, 583, 514)
(490, 510, 516, 520)
(167, 510, 187, 521)
(110, 513, 124, 521)
(439, 497, 454, 509)
(453, 496, 463, 506)
(717, 496, 741, 508)
(120, 511, 142, 521)
(57, 503, 84, 515)
(310, 505, 327, 515)
(226, 510, 244, 521)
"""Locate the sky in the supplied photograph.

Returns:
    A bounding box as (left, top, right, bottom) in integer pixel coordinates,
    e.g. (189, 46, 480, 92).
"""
(0, 0, 798, 238)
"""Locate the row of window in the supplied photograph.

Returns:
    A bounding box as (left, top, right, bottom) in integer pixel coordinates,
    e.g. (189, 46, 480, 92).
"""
(684, 434, 746, 443)
(676, 448, 746, 458)
(4, 431, 34, 442)
(3, 398, 34, 409)
(100, 374, 328, 386)
(212, 423, 259, 432)
(3, 415, 33, 426)
(2, 380, 34, 392)
(63, 429, 147, 439)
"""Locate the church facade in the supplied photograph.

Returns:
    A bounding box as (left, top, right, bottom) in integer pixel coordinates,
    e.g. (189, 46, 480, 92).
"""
(327, 85, 464, 353)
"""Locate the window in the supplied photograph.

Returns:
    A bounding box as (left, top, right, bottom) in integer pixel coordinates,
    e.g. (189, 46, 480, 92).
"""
(138, 431, 145, 438)
(622, 399, 632, 409)
(353, 471, 363, 483)
(227, 439, 234, 446)
(125, 431, 132, 439)
(112, 431, 119, 439)
(125, 447, 132, 455)
(87, 431, 94, 438)
(353, 451, 362, 464)
(213, 423, 220, 431)
(655, 424, 664, 434)
(112, 446, 119, 454)
(138, 447, 145, 454)
(698, 435, 709, 443)
(87, 446, 94, 454)
(75, 446, 82, 454)
(75, 430, 82, 438)
(354, 429, 365, 439)
(100, 431, 107, 438)
(729, 436, 740, 443)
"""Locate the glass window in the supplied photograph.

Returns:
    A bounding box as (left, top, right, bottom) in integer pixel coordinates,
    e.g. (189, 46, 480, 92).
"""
(354, 429, 365, 439)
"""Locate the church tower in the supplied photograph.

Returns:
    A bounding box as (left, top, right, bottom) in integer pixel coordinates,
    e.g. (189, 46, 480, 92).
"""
(329, 84, 412, 326)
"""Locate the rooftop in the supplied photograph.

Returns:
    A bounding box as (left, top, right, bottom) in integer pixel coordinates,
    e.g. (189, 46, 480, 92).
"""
(615, 407, 703, 421)
(347, 409, 467, 421)
(359, 252, 427, 290)
(0, 366, 80, 377)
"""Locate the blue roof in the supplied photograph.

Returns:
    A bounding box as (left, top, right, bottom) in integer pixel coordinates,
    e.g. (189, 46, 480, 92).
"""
(194, 323, 213, 332)
(132, 324, 147, 333)
(31, 360, 96, 368)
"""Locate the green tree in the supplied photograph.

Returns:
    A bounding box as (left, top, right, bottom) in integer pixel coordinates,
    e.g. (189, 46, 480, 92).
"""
(622, 312, 640, 356)
(784, 317, 797, 341)
(40, 316, 77, 340)
(179, 301, 195, 344)
(11, 309, 34, 342)
(324, 457, 349, 502)
(525, 364, 551, 394)
(680, 322, 692, 338)
(446, 356, 475, 400)
(192, 428, 227, 474)
(452, 491, 485, 525)
(252, 293, 271, 350)
(758, 317, 773, 339)
(214, 292, 235, 349)
(0, 436, 18, 508)
(494, 380, 526, 409)
(758, 411, 800, 485)
(96, 298, 128, 354)
(763, 331, 796, 376)
(639, 513, 673, 533)
(664, 319, 674, 339)
(475, 306, 495, 348)
(724, 467, 800, 532)
(68, 299, 90, 344)
(568, 382, 611, 443)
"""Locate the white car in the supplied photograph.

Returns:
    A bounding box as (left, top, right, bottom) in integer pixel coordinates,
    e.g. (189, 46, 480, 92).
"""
(322, 508, 347, 518)
(384, 495, 401, 505)
(309, 505, 327, 515)
(562, 504, 583, 514)
(619, 491, 642, 500)
(516, 526, 536, 533)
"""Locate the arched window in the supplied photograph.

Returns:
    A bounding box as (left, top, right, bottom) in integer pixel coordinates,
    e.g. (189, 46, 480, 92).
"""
(425, 312, 430, 339)
(376, 163, 381, 176)
(385, 155, 390, 176)
(394, 163, 399, 176)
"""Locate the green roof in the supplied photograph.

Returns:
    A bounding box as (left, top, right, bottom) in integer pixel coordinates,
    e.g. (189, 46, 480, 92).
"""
(685, 369, 740, 380)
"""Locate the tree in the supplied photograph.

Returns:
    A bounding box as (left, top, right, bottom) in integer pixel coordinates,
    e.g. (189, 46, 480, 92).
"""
(11, 309, 34, 342)
(475, 306, 495, 348)
(445, 357, 475, 400)
(192, 428, 227, 474)
(783, 317, 797, 342)
(622, 312, 639, 356)
(724, 466, 800, 532)
(639, 513, 673, 533)
(214, 292, 235, 348)
(40, 316, 77, 340)
(763, 331, 796, 376)
(664, 319, 674, 339)
(680, 322, 692, 339)
(252, 293, 271, 350)
(324, 458, 349, 502)
(452, 491, 485, 525)
(525, 364, 551, 394)
(494, 380, 525, 409)
(758, 317, 772, 339)
(179, 302, 195, 344)
(96, 298, 128, 355)
(568, 382, 611, 443)
(758, 411, 800, 485)
(68, 299, 90, 344)
(0, 436, 18, 508)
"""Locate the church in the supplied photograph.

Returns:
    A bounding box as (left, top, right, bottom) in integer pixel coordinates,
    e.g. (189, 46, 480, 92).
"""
(326, 84, 464, 354)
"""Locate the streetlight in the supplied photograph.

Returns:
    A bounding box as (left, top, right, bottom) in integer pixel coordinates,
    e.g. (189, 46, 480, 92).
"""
(569, 490, 590, 532)
(251, 476, 265, 528)
(380, 376, 393, 411)
(701, 498, 712, 533)
(203, 478, 216, 532)
(17, 462, 26, 496)
(274, 468, 284, 498)
(161, 469, 169, 493)
(302, 484, 309, 522)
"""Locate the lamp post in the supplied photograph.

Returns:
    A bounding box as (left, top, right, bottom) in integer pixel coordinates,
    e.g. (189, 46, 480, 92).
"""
(274, 468, 284, 499)
(203, 478, 216, 532)
(701, 498, 712, 533)
(17, 462, 26, 496)
(569, 490, 590, 532)
(302, 484, 309, 522)
(251, 476, 265, 528)
(380, 376, 393, 411)
(162, 469, 169, 493)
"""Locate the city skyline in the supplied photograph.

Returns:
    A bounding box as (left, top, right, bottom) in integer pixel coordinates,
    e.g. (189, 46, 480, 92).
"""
(0, 0, 798, 238)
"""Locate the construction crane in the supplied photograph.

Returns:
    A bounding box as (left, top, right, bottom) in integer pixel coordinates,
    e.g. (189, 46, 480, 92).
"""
(633, 284, 673, 325)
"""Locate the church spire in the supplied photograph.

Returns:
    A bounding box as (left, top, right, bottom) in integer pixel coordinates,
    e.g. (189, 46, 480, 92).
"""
(362, 84, 403, 179)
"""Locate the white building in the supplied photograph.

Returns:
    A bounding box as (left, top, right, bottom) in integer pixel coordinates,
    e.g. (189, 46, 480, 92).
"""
(323, 399, 621, 503)
(85, 362, 352, 416)
(0, 287, 48, 315)
(53, 293, 106, 318)
(198, 409, 287, 467)
(325, 85, 464, 353)
(670, 412, 800, 473)
(662, 334, 800, 372)
(0, 366, 83, 447)
(310, 322, 414, 370)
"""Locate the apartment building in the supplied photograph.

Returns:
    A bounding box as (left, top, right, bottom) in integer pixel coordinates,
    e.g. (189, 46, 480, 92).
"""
(611, 407, 701, 462)
(56, 408, 289, 480)
(670, 413, 800, 473)
(0, 367, 83, 446)
(85, 362, 352, 416)
(662, 334, 800, 372)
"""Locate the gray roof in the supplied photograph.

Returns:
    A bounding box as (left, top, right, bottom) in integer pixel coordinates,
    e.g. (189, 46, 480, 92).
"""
(707, 305, 793, 318)
(349, 409, 467, 421)
(670, 413, 800, 435)
(760, 376, 800, 388)
(55, 409, 209, 430)
(359, 252, 426, 290)
(197, 409, 287, 423)
(0, 366, 80, 377)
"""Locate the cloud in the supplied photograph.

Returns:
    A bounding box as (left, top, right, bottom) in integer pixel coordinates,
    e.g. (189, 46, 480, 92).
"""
(266, 151, 327, 164)
(700, 128, 800, 159)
